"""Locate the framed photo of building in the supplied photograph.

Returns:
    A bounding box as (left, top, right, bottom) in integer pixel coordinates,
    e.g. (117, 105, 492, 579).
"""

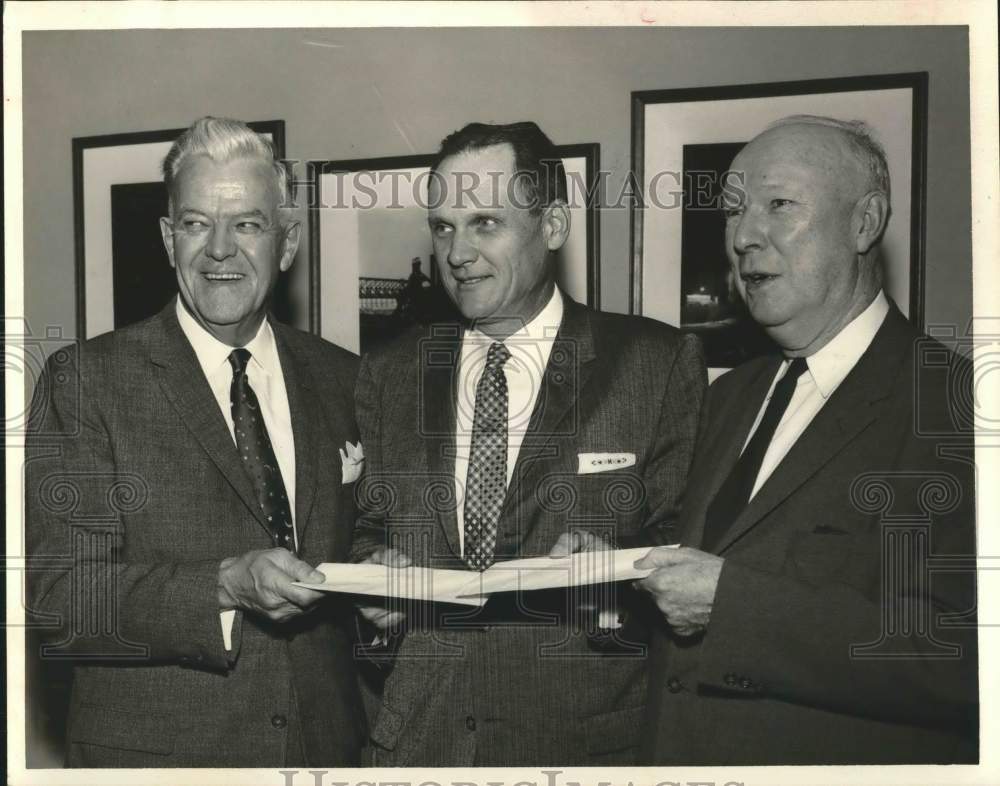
(308, 144, 600, 354)
(72, 120, 285, 339)
(630, 73, 927, 371)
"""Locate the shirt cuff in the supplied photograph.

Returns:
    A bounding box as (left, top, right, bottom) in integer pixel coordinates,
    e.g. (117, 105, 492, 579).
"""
(220, 609, 236, 651)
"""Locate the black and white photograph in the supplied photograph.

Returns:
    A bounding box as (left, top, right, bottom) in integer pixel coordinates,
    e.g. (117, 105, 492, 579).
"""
(4, 4, 997, 786)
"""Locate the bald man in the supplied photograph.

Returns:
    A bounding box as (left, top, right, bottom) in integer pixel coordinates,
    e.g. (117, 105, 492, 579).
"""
(637, 116, 977, 764)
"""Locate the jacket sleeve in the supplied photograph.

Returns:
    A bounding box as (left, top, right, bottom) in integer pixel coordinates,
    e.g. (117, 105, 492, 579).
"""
(25, 348, 237, 670)
(619, 332, 708, 548)
(350, 352, 388, 562)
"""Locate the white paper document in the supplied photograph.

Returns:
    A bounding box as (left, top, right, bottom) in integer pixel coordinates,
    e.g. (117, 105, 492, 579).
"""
(295, 546, 674, 606)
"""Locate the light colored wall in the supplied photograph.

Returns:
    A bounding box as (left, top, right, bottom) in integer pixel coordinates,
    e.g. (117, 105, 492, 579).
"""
(22, 26, 971, 346)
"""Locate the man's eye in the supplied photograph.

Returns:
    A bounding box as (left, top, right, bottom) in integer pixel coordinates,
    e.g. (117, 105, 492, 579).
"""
(722, 206, 743, 220)
(431, 223, 453, 237)
(235, 221, 264, 234)
(181, 219, 209, 231)
(770, 199, 793, 210)
(475, 217, 498, 229)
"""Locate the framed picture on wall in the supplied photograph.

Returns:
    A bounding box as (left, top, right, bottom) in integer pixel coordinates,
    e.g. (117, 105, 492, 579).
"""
(72, 120, 285, 339)
(630, 73, 928, 372)
(308, 144, 600, 355)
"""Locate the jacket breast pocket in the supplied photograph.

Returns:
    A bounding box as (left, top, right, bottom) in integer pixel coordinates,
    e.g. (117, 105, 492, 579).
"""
(784, 527, 857, 583)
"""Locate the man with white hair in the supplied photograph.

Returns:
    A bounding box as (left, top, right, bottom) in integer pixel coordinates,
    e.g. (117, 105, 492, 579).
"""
(26, 117, 366, 766)
(637, 115, 978, 763)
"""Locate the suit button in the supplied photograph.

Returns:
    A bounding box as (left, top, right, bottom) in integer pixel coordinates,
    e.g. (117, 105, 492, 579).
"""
(723, 673, 738, 686)
(666, 677, 683, 694)
(465, 715, 476, 731)
(271, 714, 288, 729)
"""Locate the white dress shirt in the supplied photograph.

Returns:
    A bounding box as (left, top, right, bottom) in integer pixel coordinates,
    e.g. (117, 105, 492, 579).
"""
(744, 291, 890, 499)
(453, 287, 564, 555)
(176, 299, 297, 648)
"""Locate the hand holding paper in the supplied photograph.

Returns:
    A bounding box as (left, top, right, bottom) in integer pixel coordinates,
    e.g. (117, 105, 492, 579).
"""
(295, 546, 675, 605)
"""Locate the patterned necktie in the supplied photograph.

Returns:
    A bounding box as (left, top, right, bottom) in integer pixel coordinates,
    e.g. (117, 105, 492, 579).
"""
(701, 356, 809, 551)
(228, 348, 295, 552)
(463, 342, 511, 571)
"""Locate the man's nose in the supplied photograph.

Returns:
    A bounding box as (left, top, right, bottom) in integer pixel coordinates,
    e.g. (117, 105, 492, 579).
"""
(731, 208, 764, 255)
(206, 224, 237, 261)
(446, 230, 478, 267)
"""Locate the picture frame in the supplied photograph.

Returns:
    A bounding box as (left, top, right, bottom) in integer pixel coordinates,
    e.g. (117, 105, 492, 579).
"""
(308, 144, 600, 354)
(72, 120, 286, 339)
(630, 73, 928, 371)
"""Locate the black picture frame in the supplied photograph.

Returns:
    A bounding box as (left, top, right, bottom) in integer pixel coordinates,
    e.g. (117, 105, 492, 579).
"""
(630, 73, 928, 370)
(307, 144, 600, 353)
(72, 120, 286, 339)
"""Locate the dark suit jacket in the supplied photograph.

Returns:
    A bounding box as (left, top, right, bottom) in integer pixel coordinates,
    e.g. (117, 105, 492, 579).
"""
(641, 304, 978, 765)
(353, 295, 707, 766)
(25, 302, 366, 767)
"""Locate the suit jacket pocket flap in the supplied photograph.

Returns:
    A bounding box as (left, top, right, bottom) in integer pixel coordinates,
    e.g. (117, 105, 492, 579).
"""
(70, 704, 177, 754)
(584, 704, 644, 754)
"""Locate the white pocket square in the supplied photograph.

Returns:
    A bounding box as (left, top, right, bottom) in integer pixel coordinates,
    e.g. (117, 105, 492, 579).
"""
(577, 452, 636, 474)
(339, 441, 365, 484)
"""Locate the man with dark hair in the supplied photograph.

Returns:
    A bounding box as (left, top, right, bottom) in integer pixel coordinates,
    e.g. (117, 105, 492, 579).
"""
(637, 115, 978, 764)
(353, 120, 707, 765)
(26, 116, 366, 767)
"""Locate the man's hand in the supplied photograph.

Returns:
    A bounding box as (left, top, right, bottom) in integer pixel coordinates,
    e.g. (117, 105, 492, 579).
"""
(548, 530, 612, 557)
(356, 547, 411, 631)
(217, 548, 327, 623)
(634, 547, 724, 636)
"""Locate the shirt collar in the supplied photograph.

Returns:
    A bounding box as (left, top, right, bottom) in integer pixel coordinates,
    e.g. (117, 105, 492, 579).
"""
(801, 290, 889, 398)
(464, 286, 564, 348)
(175, 298, 280, 380)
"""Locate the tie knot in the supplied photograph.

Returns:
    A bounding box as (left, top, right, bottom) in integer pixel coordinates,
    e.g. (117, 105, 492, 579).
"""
(228, 348, 252, 376)
(785, 356, 809, 382)
(485, 342, 510, 372)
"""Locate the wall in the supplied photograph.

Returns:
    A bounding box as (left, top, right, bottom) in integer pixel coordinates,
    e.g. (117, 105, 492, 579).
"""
(21, 26, 971, 341)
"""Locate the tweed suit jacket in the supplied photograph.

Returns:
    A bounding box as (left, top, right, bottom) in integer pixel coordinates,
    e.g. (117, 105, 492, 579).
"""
(641, 303, 978, 765)
(353, 295, 707, 766)
(25, 301, 367, 767)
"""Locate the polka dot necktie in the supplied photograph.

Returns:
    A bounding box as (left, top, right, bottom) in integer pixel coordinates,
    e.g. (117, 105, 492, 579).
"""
(463, 342, 511, 571)
(228, 348, 295, 552)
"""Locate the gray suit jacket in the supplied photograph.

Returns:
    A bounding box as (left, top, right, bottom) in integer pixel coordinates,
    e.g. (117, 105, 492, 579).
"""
(353, 295, 707, 766)
(25, 302, 367, 767)
(641, 304, 978, 764)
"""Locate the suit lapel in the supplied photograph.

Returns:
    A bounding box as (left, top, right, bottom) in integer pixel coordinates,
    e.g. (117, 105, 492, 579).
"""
(502, 298, 597, 531)
(149, 303, 274, 540)
(272, 325, 321, 550)
(418, 324, 463, 559)
(712, 307, 913, 554)
(682, 356, 781, 549)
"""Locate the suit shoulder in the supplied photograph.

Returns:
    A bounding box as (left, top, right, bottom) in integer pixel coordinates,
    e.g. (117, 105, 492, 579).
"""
(274, 323, 359, 374)
(359, 323, 450, 371)
(54, 315, 161, 374)
(708, 354, 775, 398)
(587, 309, 693, 352)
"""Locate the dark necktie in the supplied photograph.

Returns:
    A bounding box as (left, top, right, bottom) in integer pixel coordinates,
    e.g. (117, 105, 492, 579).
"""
(463, 342, 511, 571)
(701, 356, 809, 551)
(228, 348, 295, 552)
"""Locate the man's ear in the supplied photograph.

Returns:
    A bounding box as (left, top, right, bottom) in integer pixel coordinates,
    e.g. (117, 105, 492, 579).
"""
(542, 201, 571, 252)
(854, 191, 890, 255)
(279, 219, 301, 272)
(159, 217, 177, 269)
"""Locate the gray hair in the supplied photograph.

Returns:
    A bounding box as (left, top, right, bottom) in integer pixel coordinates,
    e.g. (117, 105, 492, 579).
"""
(162, 116, 292, 212)
(765, 114, 891, 204)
